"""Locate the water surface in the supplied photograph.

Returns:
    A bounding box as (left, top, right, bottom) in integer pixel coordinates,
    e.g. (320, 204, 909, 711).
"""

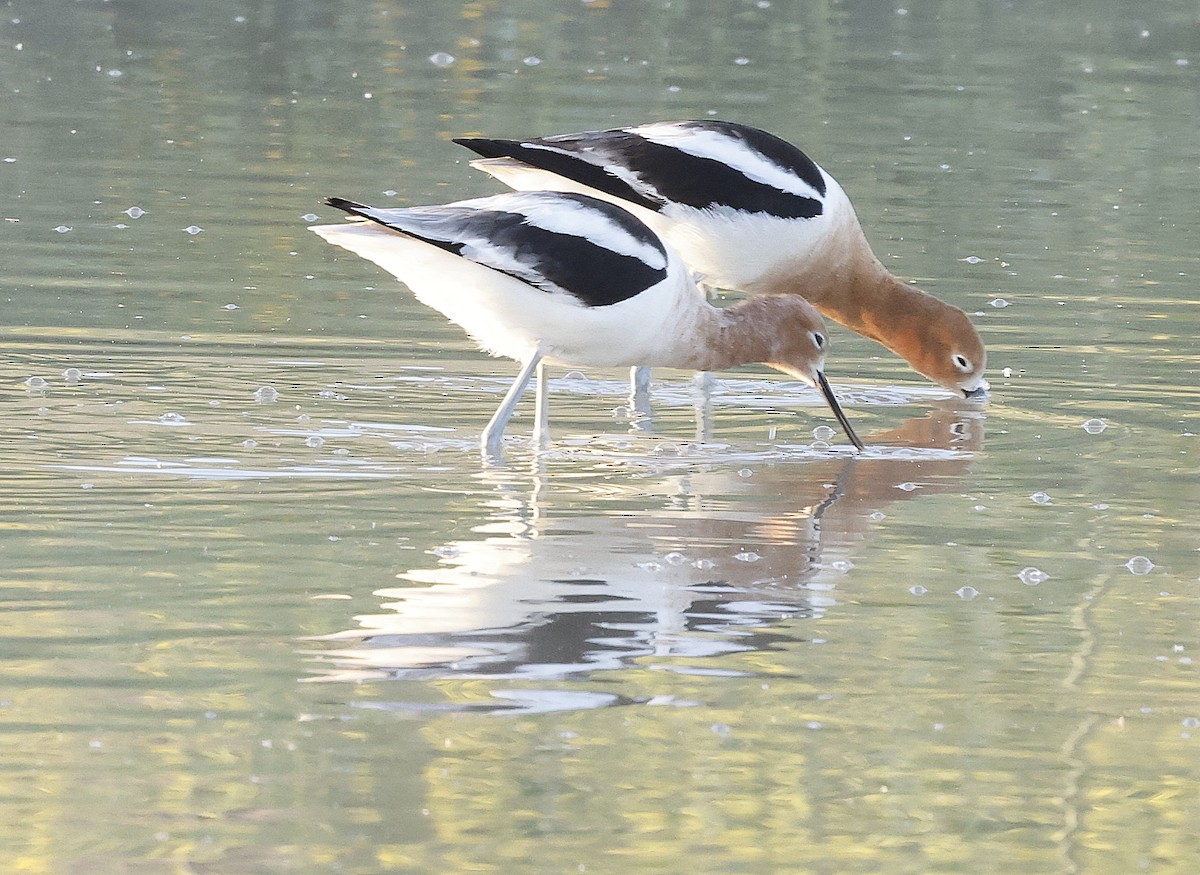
(3, 2, 1199, 872)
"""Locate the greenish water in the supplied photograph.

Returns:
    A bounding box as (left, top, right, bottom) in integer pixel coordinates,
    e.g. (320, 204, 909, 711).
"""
(3, 1, 1199, 872)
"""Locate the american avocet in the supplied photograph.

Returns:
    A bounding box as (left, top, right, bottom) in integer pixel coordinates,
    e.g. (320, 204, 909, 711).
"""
(310, 191, 864, 456)
(454, 120, 989, 399)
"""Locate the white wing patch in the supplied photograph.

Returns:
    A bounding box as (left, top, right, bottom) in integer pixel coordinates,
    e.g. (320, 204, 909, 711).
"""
(630, 122, 825, 202)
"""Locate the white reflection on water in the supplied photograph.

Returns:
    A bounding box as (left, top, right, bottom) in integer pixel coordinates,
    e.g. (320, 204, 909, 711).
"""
(305, 404, 985, 713)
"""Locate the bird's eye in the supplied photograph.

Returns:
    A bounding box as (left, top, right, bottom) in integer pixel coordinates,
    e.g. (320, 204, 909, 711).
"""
(812, 332, 826, 350)
(953, 354, 971, 372)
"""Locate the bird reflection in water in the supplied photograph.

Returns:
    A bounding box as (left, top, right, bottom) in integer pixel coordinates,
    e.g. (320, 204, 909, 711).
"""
(305, 403, 983, 713)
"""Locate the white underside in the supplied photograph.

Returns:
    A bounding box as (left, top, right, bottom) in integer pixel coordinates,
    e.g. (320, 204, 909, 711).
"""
(470, 157, 857, 292)
(310, 221, 707, 368)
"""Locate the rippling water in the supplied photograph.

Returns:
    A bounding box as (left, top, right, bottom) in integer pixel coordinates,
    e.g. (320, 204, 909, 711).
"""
(3, 2, 1199, 873)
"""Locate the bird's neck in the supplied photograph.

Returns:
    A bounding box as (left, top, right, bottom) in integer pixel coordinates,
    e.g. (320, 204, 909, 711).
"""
(755, 217, 947, 363)
(675, 297, 800, 373)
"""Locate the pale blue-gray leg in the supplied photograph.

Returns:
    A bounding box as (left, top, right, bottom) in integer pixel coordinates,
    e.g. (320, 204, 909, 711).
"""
(692, 371, 715, 442)
(532, 360, 550, 450)
(628, 366, 653, 430)
(482, 351, 544, 458)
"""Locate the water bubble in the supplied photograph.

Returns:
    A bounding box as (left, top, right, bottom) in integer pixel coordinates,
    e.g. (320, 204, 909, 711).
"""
(664, 551, 686, 566)
(1002, 367, 1013, 378)
(869, 511, 886, 520)
(830, 560, 854, 572)
(522, 56, 542, 66)
(124, 206, 145, 218)
(896, 481, 920, 492)
(25, 375, 49, 389)
(383, 189, 397, 198)
(301, 212, 318, 222)
(733, 550, 761, 563)
(253, 386, 279, 403)
(909, 585, 928, 595)
(962, 255, 983, 264)
(158, 412, 187, 425)
(1018, 567, 1049, 585)
(305, 435, 325, 448)
(183, 225, 203, 235)
(636, 560, 663, 572)
(223, 303, 239, 310)
(1125, 556, 1155, 575)
(107, 69, 123, 77)
(1081, 418, 1108, 434)
(956, 585, 979, 600)
(990, 298, 1010, 308)
(1030, 491, 1052, 505)
(691, 558, 716, 570)
(428, 51, 455, 67)
(1183, 717, 1200, 730)
(734, 57, 751, 66)
(241, 439, 258, 449)
(812, 425, 836, 441)
(54, 225, 71, 233)
(62, 367, 82, 381)
(432, 545, 460, 559)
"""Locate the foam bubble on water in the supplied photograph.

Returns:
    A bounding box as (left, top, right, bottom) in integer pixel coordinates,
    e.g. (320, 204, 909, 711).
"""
(158, 412, 187, 425)
(242, 439, 257, 448)
(909, 585, 928, 595)
(428, 51, 455, 67)
(734, 57, 751, 65)
(305, 435, 324, 448)
(1125, 556, 1155, 575)
(956, 585, 979, 600)
(25, 376, 48, 388)
(432, 545, 460, 559)
(812, 425, 835, 441)
(223, 303, 239, 310)
(830, 560, 854, 572)
(990, 298, 1010, 308)
(691, 558, 716, 570)
(62, 367, 82, 381)
(54, 225, 71, 233)
(183, 225, 203, 235)
(1081, 418, 1108, 434)
(1183, 717, 1200, 729)
(301, 212, 318, 222)
(733, 551, 761, 563)
(1018, 567, 1049, 585)
(962, 255, 983, 264)
(869, 511, 886, 520)
(636, 560, 663, 572)
(523, 56, 542, 66)
(1030, 491, 1052, 505)
(896, 481, 920, 492)
(124, 206, 145, 218)
(254, 386, 279, 403)
(664, 551, 686, 566)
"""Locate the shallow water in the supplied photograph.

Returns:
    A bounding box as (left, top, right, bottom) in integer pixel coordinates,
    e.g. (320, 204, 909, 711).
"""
(3, 1, 1200, 872)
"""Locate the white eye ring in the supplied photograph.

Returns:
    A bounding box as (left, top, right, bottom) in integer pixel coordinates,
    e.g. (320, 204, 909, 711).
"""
(953, 354, 971, 372)
(812, 332, 826, 350)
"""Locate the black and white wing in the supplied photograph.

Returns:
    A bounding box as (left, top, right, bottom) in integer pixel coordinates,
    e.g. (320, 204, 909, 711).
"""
(454, 120, 829, 221)
(323, 192, 669, 308)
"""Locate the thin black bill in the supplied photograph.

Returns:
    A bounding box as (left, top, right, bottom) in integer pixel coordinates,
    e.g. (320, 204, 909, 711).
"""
(816, 371, 865, 451)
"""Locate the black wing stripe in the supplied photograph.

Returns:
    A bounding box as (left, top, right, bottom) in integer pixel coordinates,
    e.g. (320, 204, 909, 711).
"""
(322, 196, 665, 308)
(602, 135, 823, 219)
(454, 137, 665, 212)
(680, 121, 828, 198)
